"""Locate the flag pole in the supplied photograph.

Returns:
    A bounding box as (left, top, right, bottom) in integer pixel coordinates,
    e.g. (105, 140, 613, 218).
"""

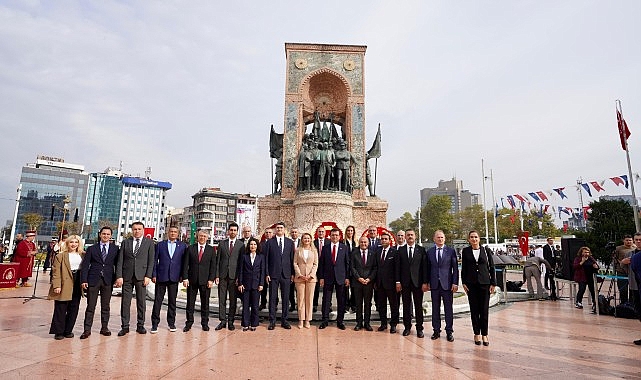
(481, 159, 489, 245)
(618, 100, 641, 232)
(491, 169, 499, 244)
(373, 123, 380, 196)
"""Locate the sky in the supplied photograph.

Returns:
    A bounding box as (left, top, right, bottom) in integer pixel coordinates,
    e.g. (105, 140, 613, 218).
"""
(1, 0, 640, 229)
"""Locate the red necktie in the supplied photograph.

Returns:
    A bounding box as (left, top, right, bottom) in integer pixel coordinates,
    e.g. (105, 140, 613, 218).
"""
(332, 245, 337, 265)
(198, 246, 203, 262)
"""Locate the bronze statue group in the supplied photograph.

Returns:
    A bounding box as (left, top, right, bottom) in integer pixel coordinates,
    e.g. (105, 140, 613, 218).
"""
(45, 221, 496, 346)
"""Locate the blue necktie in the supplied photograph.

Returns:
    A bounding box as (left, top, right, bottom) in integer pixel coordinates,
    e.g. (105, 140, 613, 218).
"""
(101, 244, 107, 261)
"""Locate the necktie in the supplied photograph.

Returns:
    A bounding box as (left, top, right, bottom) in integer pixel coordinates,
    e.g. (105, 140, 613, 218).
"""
(370, 238, 374, 248)
(332, 244, 337, 265)
(230, 240, 234, 254)
(409, 246, 413, 261)
(381, 248, 386, 264)
(134, 239, 140, 256)
(101, 244, 107, 261)
(362, 250, 366, 265)
(437, 248, 442, 263)
(278, 238, 283, 255)
(198, 246, 204, 262)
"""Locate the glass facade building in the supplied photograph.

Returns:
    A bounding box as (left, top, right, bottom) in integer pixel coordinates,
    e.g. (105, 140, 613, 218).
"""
(85, 171, 123, 241)
(16, 157, 89, 241)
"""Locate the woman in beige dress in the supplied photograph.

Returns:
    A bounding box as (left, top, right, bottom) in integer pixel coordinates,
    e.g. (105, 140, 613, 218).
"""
(293, 232, 318, 329)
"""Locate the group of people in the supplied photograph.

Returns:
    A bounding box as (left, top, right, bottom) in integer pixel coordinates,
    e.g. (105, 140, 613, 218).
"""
(42, 220, 498, 346)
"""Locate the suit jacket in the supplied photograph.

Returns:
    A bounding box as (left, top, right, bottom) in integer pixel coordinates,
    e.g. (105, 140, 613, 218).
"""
(368, 237, 381, 251)
(542, 244, 557, 267)
(397, 244, 427, 288)
(460, 246, 496, 286)
(426, 245, 459, 290)
(182, 244, 216, 286)
(314, 238, 329, 258)
(81, 242, 119, 286)
(351, 247, 378, 282)
(264, 236, 295, 279)
(116, 237, 155, 281)
(238, 253, 265, 290)
(49, 251, 85, 301)
(376, 245, 399, 291)
(318, 242, 350, 285)
(216, 238, 243, 280)
(293, 246, 318, 283)
(153, 240, 187, 283)
(342, 238, 356, 254)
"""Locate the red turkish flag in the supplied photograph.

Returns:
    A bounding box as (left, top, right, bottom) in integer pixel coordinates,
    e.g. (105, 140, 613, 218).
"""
(517, 231, 529, 256)
(617, 109, 631, 150)
(144, 228, 155, 239)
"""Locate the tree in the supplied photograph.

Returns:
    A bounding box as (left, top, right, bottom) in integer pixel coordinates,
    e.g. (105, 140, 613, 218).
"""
(452, 205, 485, 240)
(420, 195, 455, 243)
(578, 199, 635, 263)
(56, 221, 80, 236)
(22, 213, 44, 231)
(388, 212, 417, 233)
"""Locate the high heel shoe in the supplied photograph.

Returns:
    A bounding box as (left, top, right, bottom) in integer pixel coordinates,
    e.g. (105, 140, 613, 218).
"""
(298, 322, 304, 329)
(304, 321, 310, 329)
(482, 335, 489, 346)
(474, 335, 481, 345)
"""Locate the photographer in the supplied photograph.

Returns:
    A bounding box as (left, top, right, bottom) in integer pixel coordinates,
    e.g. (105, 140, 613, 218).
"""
(573, 246, 600, 313)
(615, 235, 635, 304)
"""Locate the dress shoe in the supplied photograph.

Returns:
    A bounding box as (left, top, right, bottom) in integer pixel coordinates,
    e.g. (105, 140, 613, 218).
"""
(118, 328, 129, 336)
(54, 334, 64, 340)
(417, 330, 425, 338)
(447, 333, 454, 342)
(313, 307, 318, 313)
(64, 333, 74, 338)
(100, 329, 111, 336)
(242, 326, 249, 331)
(402, 329, 411, 336)
(268, 322, 275, 330)
(228, 322, 235, 331)
(474, 335, 482, 345)
(250, 327, 256, 331)
(319, 321, 328, 329)
(259, 304, 266, 311)
(168, 325, 177, 332)
(80, 331, 91, 339)
(430, 332, 440, 340)
(634, 339, 641, 345)
(150, 325, 158, 334)
(482, 335, 489, 346)
(183, 325, 191, 332)
(282, 322, 292, 329)
(136, 327, 147, 334)
(364, 324, 373, 332)
(337, 322, 346, 330)
(378, 325, 387, 332)
(202, 325, 210, 331)
(215, 321, 226, 331)
(390, 326, 397, 334)
(289, 305, 296, 312)
(354, 324, 362, 331)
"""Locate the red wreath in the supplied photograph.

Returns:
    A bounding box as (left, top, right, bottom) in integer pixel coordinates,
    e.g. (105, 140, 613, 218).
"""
(360, 226, 397, 246)
(313, 221, 343, 240)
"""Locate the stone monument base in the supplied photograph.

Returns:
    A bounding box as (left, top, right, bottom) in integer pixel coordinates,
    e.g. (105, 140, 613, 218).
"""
(257, 193, 388, 236)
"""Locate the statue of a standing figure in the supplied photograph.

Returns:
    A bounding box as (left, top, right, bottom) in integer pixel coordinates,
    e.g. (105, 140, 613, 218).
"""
(318, 142, 335, 191)
(334, 140, 354, 192)
(365, 152, 374, 196)
(320, 120, 331, 143)
(297, 142, 313, 191)
(273, 148, 283, 194)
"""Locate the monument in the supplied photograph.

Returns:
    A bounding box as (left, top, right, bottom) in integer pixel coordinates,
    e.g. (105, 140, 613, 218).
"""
(257, 43, 388, 235)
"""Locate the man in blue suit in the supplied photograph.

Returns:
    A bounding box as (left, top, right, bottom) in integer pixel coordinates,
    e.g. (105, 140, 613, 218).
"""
(318, 228, 350, 330)
(264, 222, 295, 330)
(426, 230, 459, 342)
(151, 226, 187, 333)
(80, 226, 119, 339)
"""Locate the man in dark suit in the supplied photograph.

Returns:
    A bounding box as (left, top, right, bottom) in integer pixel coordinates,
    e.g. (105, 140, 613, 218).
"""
(264, 222, 295, 330)
(396, 229, 428, 338)
(352, 236, 378, 331)
(182, 230, 217, 332)
(150, 226, 187, 333)
(318, 228, 350, 330)
(79, 226, 119, 339)
(375, 232, 400, 333)
(367, 225, 381, 251)
(425, 230, 459, 342)
(215, 222, 243, 331)
(542, 237, 558, 300)
(313, 226, 329, 313)
(115, 221, 156, 336)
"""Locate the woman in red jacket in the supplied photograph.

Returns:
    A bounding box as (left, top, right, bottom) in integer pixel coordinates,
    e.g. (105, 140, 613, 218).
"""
(573, 246, 599, 313)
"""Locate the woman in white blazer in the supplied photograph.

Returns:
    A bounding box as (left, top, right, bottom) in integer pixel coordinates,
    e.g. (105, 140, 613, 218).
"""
(293, 233, 318, 329)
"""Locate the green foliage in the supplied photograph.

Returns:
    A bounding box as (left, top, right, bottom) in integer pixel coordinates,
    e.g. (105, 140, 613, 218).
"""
(581, 199, 636, 263)
(420, 196, 455, 243)
(388, 212, 416, 234)
(22, 213, 44, 230)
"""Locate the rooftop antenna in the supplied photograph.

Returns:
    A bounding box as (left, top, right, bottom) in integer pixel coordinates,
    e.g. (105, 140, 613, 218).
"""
(145, 166, 152, 179)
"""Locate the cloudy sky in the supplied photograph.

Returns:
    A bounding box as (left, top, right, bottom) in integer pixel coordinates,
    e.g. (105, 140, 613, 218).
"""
(1, 1, 639, 228)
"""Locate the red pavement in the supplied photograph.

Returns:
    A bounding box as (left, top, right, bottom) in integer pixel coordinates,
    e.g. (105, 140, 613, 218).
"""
(1, 273, 640, 379)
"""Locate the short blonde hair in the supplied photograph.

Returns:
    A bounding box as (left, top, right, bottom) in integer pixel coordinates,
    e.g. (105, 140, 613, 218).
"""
(61, 235, 85, 254)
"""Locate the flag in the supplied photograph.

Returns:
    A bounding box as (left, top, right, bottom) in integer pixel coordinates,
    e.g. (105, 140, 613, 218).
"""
(563, 222, 568, 233)
(559, 207, 571, 216)
(544, 205, 550, 214)
(610, 175, 629, 189)
(269, 125, 284, 159)
(190, 214, 196, 245)
(553, 188, 568, 199)
(506, 195, 516, 209)
(537, 205, 543, 217)
(528, 192, 540, 202)
(367, 124, 382, 159)
(582, 206, 591, 220)
(518, 231, 529, 256)
(514, 194, 526, 203)
(501, 197, 505, 209)
(144, 228, 155, 239)
(617, 109, 631, 151)
(581, 183, 592, 197)
(590, 181, 605, 192)
(495, 203, 499, 217)
(536, 191, 548, 201)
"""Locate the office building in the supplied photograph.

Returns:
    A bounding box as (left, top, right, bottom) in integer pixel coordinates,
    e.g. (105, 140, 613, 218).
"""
(420, 177, 479, 214)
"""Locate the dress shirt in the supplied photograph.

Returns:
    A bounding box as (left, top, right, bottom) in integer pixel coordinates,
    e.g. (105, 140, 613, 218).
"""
(168, 240, 176, 258)
(472, 248, 481, 262)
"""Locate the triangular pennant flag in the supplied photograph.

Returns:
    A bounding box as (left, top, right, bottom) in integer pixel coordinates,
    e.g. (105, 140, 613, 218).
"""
(528, 192, 541, 202)
(590, 181, 605, 192)
(553, 188, 568, 199)
(514, 194, 526, 203)
(536, 191, 548, 201)
(581, 183, 592, 197)
(506, 196, 516, 209)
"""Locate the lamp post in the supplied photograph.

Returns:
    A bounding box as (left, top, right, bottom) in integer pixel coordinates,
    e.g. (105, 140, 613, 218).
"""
(8, 184, 22, 255)
(53, 195, 72, 241)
